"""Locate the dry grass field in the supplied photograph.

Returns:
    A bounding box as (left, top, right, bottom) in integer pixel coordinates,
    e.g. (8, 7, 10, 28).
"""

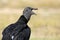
(0, 0, 60, 40)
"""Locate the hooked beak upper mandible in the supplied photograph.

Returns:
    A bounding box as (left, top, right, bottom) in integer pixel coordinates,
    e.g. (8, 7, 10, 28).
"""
(31, 8, 38, 10)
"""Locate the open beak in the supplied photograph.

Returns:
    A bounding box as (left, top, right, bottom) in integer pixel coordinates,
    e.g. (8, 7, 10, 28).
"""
(31, 8, 38, 15)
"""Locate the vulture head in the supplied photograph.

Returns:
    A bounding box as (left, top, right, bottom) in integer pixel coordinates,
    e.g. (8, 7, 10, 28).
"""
(23, 7, 38, 15)
(23, 7, 38, 20)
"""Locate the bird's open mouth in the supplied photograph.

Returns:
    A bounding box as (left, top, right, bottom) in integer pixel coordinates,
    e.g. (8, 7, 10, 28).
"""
(32, 8, 38, 15)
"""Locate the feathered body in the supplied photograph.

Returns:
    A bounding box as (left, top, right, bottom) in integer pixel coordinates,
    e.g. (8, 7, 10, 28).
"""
(2, 7, 38, 40)
(2, 15, 31, 40)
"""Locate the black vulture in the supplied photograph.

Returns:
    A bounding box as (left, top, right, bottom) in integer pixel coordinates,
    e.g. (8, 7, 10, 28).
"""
(2, 7, 38, 40)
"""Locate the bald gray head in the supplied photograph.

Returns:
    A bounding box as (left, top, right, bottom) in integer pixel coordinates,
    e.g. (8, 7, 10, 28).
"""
(23, 7, 38, 20)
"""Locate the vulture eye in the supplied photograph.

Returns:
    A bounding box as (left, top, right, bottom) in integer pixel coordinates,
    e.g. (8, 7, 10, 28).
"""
(26, 9, 28, 11)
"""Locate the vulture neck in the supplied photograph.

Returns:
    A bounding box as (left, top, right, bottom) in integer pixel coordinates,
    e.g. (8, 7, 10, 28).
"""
(23, 13, 31, 21)
(16, 15, 31, 24)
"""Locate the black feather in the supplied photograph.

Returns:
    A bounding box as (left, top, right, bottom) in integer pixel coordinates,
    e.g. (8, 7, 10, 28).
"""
(2, 15, 31, 40)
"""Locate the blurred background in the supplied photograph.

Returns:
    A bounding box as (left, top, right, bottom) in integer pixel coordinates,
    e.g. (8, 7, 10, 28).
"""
(0, 0, 60, 40)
